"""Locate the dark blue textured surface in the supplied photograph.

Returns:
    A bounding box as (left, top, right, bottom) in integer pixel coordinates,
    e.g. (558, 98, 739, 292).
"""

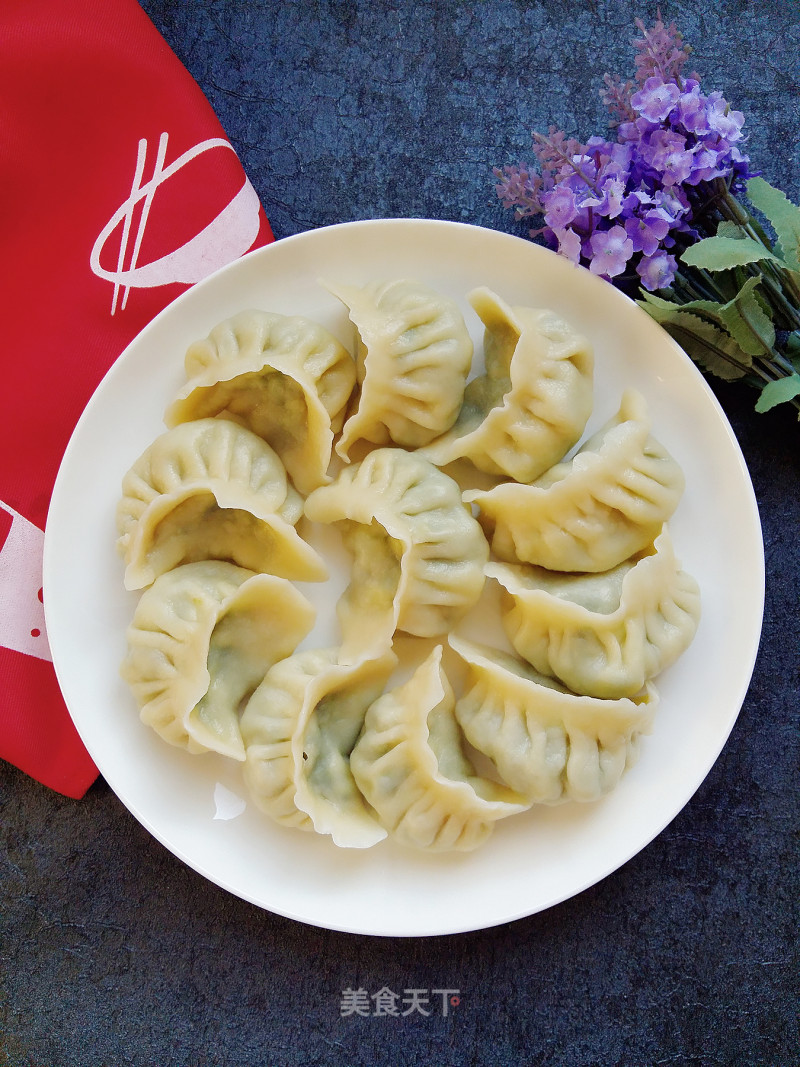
(2, 3, 798, 1065)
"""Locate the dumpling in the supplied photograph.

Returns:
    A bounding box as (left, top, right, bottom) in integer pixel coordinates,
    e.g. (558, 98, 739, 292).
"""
(349, 645, 529, 851)
(120, 561, 316, 760)
(325, 278, 473, 459)
(164, 309, 356, 494)
(486, 526, 701, 699)
(419, 286, 593, 482)
(116, 417, 327, 590)
(449, 636, 658, 804)
(303, 447, 489, 662)
(240, 647, 397, 847)
(464, 389, 685, 572)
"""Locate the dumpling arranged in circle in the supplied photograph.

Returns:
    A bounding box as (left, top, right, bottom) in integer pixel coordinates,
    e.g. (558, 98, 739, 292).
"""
(164, 309, 356, 494)
(465, 389, 685, 572)
(116, 417, 327, 590)
(240, 646, 397, 848)
(349, 645, 529, 851)
(487, 526, 701, 699)
(449, 636, 658, 804)
(325, 278, 473, 459)
(419, 286, 594, 482)
(121, 561, 316, 761)
(303, 447, 489, 662)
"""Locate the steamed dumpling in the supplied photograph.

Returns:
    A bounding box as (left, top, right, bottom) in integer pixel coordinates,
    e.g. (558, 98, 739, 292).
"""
(116, 418, 327, 590)
(465, 389, 685, 572)
(303, 447, 489, 662)
(349, 645, 529, 851)
(419, 287, 593, 482)
(121, 561, 316, 760)
(449, 636, 658, 804)
(164, 309, 356, 494)
(325, 278, 473, 459)
(240, 647, 397, 847)
(487, 526, 701, 699)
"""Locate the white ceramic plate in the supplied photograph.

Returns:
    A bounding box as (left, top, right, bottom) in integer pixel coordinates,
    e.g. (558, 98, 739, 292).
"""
(44, 219, 764, 937)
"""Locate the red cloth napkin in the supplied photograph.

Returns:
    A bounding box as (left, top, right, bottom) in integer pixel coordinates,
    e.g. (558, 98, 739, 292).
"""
(0, 0, 273, 798)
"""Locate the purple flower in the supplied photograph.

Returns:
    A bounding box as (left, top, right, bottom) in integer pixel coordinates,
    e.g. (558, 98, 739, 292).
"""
(637, 250, 677, 291)
(565, 201, 594, 236)
(623, 189, 655, 211)
(641, 128, 695, 185)
(582, 175, 626, 219)
(631, 76, 681, 122)
(624, 209, 671, 256)
(632, 16, 694, 87)
(686, 147, 727, 184)
(603, 177, 627, 217)
(552, 226, 583, 264)
(674, 80, 709, 134)
(653, 187, 689, 219)
(543, 186, 578, 228)
(583, 135, 633, 174)
(607, 141, 636, 169)
(494, 164, 543, 218)
(705, 92, 745, 141)
(589, 226, 634, 278)
(492, 15, 752, 298)
(617, 120, 639, 143)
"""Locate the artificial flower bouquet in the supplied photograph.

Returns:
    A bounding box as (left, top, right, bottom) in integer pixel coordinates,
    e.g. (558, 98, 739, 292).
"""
(494, 16, 800, 416)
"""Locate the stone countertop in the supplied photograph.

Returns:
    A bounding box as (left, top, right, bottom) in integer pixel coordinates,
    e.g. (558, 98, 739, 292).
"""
(2, 2, 798, 1065)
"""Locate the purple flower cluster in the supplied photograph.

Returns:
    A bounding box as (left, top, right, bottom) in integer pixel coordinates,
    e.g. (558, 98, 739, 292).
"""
(494, 18, 749, 291)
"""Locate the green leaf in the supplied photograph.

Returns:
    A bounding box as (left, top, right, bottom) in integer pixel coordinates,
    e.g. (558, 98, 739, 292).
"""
(674, 297, 727, 321)
(638, 277, 779, 379)
(717, 220, 747, 239)
(637, 291, 682, 313)
(754, 373, 800, 412)
(785, 332, 800, 371)
(680, 234, 782, 271)
(656, 311, 751, 380)
(638, 291, 726, 325)
(784, 267, 800, 297)
(716, 276, 776, 357)
(640, 276, 776, 359)
(746, 176, 800, 271)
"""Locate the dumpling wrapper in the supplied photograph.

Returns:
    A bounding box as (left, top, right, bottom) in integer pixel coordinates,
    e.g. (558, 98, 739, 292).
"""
(449, 635, 658, 804)
(121, 561, 316, 761)
(487, 526, 701, 699)
(164, 309, 356, 494)
(349, 645, 529, 851)
(326, 278, 473, 459)
(419, 286, 593, 482)
(303, 447, 488, 663)
(240, 647, 397, 848)
(116, 418, 327, 590)
(465, 389, 685, 572)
